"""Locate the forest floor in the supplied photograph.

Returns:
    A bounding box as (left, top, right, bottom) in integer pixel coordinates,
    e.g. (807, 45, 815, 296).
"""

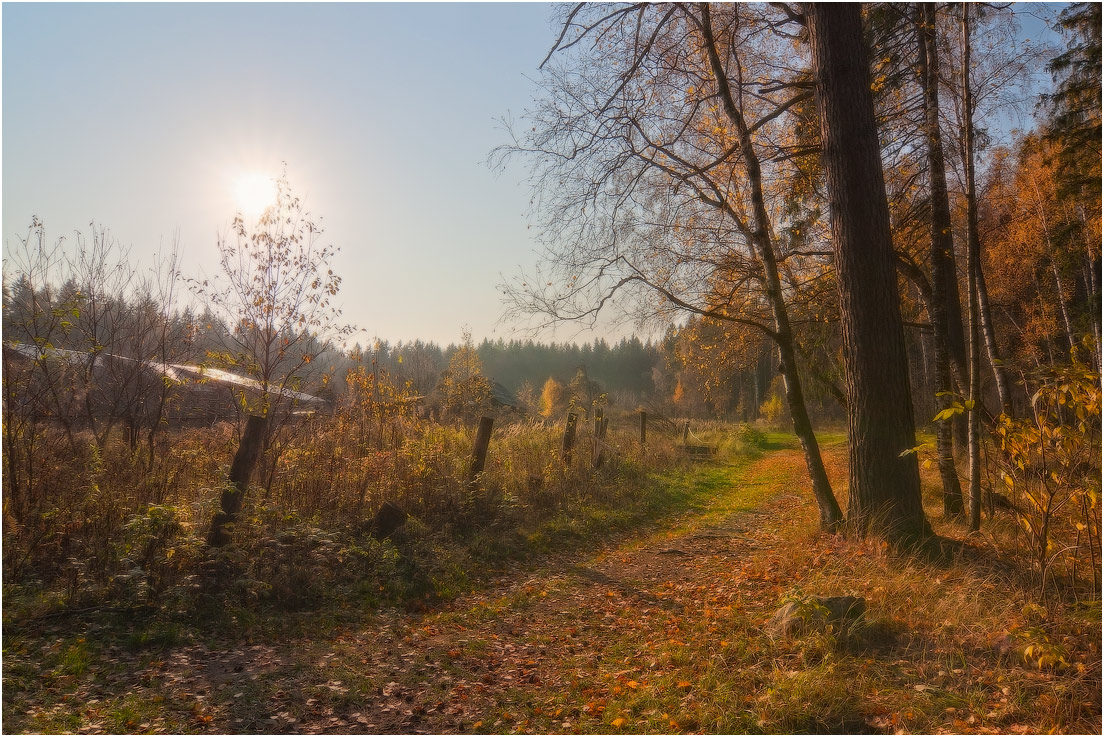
(4, 434, 1101, 734)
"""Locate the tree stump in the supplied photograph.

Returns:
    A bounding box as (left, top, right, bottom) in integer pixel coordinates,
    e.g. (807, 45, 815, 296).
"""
(370, 501, 408, 539)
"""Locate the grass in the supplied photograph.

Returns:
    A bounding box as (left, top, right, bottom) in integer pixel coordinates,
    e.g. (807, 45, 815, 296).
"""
(3, 425, 1100, 734)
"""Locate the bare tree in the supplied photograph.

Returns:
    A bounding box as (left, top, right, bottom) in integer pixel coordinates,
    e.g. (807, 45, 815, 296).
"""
(495, 3, 844, 530)
(191, 174, 354, 543)
(2, 220, 79, 522)
(135, 241, 191, 472)
(191, 176, 351, 420)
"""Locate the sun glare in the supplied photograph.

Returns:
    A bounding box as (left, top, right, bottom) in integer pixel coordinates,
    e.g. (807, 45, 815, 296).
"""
(234, 173, 277, 221)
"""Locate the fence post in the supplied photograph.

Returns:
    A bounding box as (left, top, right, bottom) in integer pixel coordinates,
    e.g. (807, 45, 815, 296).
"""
(562, 412, 578, 465)
(639, 410, 647, 447)
(209, 413, 268, 547)
(593, 410, 608, 469)
(682, 420, 690, 444)
(467, 415, 494, 491)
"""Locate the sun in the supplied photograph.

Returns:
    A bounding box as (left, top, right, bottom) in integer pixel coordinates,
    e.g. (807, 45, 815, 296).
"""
(234, 172, 277, 221)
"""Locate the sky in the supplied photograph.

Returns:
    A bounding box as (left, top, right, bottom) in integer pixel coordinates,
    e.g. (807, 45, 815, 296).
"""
(3, 2, 573, 348)
(2, 2, 1065, 349)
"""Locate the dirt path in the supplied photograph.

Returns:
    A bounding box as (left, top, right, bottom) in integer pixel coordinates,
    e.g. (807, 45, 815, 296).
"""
(6, 442, 846, 734)
(166, 443, 825, 734)
(11, 436, 1101, 734)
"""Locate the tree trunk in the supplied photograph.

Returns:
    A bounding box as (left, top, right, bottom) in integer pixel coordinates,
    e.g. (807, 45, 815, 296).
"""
(209, 414, 269, 547)
(960, 3, 983, 532)
(807, 2, 930, 543)
(1050, 258, 1077, 353)
(701, 3, 844, 531)
(918, 4, 965, 517)
(919, 6, 969, 392)
(1077, 205, 1102, 364)
(754, 348, 771, 419)
(779, 343, 844, 530)
(975, 251, 1012, 414)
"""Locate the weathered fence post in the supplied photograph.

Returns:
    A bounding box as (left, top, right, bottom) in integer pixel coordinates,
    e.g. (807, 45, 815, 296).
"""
(467, 415, 494, 491)
(682, 420, 690, 444)
(593, 410, 608, 469)
(209, 413, 268, 547)
(639, 410, 647, 447)
(562, 412, 578, 465)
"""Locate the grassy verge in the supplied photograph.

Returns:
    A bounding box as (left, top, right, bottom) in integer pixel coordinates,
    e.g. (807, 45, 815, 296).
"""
(451, 434, 1099, 735)
(2, 427, 769, 733)
(4, 429, 1099, 735)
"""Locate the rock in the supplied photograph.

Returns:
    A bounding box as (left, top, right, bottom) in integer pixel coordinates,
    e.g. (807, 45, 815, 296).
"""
(765, 595, 866, 638)
(370, 501, 408, 539)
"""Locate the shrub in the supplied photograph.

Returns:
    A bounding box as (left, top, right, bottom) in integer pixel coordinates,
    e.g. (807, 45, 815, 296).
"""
(993, 342, 1101, 598)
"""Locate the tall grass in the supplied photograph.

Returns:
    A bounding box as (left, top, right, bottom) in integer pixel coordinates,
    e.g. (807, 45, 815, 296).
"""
(2, 410, 681, 616)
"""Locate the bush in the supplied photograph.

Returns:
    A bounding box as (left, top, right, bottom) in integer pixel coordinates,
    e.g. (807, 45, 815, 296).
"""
(993, 343, 1101, 597)
(738, 423, 768, 451)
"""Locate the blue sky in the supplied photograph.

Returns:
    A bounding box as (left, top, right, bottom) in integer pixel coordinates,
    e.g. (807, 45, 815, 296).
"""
(4, 2, 563, 347)
(2, 2, 1064, 348)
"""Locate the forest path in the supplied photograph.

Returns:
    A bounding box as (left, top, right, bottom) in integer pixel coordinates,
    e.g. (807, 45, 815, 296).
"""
(223, 439, 842, 734)
(11, 434, 1100, 734)
(6, 439, 847, 735)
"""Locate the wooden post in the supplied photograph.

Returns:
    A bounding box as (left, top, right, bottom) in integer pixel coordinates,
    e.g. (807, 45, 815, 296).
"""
(682, 420, 690, 444)
(562, 412, 578, 465)
(467, 415, 494, 491)
(209, 414, 268, 547)
(593, 410, 608, 469)
(639, 410, 647, 447)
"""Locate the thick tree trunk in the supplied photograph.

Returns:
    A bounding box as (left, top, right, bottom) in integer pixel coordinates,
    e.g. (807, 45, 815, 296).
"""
(960, 3, 983, 532)
(918, 4, 965, 517)
(807, 2, 930, 543)
(701, 4, 843, 531)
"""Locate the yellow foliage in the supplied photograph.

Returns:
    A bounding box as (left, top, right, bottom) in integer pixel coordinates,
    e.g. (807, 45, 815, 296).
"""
(540, 377, 566, 418)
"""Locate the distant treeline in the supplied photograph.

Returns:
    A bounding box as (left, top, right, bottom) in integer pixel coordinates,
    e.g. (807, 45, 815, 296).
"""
(4, 261, 832, 421)
(353, 337, 659, 398)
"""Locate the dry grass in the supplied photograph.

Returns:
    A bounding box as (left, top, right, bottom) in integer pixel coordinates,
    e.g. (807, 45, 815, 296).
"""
(3, 425, 1100, 734)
